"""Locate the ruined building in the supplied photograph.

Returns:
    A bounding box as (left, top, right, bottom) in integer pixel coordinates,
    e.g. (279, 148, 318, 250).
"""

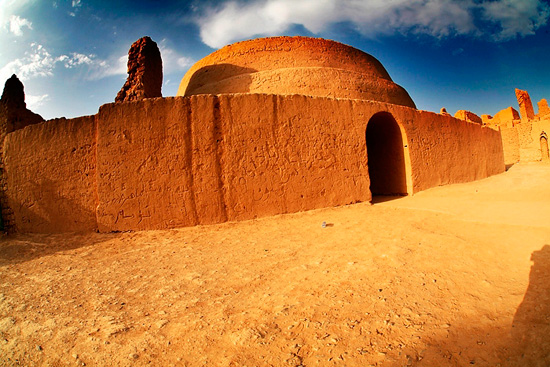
(0, 36, 505, 233)
(482, 89, 550, 165)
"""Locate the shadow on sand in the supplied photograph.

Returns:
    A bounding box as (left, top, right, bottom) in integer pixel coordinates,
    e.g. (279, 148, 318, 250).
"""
(390, 245, 550, 366)
(0, 232, 120, 266)
(507, 244, 550, 366)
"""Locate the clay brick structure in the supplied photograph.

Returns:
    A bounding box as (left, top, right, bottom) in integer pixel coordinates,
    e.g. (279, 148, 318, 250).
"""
(1, 37, 506, 233)
(485, 107, 520, 128)
(538, 99, 550, 119)
(485, 89, 550, 166)
(454, 110, 482, 124)
(0, 75, 44, 231)
(515, 88, 535, 122)
(115, 36, 162, 102)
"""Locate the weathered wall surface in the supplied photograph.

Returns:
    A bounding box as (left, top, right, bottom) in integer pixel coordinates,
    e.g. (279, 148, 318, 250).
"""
(499, 118, 550, 164)
(96, 98, 195, 232)
(95, 95, 371, 231)
(356, 104, 505, 193)
(3, 116, 97, 232)
(518, 119, 550, 161)
(220, 94, 370, 223)
(3, 94, 506, 233)
(500, 127, 520, 166)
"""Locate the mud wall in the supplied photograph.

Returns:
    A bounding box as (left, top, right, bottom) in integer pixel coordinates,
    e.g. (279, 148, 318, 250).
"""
(3, 116, 97, 232)
(389, 108, 504, 193)
(96, 95, 370, 231)
(518, 119, 550, 161)
(2, 94, 505, 233)
(500, 127, 520, 166)
(499, 118, 550, 164)
(350, 101, 505, 194)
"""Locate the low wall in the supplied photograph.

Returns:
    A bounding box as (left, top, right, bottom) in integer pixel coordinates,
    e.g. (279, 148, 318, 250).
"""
(2, 94, 505, 233)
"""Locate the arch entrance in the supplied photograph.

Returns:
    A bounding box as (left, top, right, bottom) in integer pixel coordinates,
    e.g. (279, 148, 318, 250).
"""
(541, 133, 549, 160)
(366, 112, 410, 197)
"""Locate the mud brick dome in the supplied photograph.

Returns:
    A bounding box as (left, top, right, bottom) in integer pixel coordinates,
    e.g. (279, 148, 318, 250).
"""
(177, 36, 416, 108)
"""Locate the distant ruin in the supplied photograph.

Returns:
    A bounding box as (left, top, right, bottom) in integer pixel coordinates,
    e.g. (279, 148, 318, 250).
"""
(0, 36, 506, 233)
(478, 89, 550, 165)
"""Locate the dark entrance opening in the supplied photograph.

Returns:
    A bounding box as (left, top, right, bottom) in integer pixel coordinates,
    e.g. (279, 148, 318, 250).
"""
(366, 112, 408, 197)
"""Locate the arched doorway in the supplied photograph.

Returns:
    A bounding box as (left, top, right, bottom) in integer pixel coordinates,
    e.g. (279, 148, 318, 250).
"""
(366, 112, 409, 196)
(541, 133, 549, 160)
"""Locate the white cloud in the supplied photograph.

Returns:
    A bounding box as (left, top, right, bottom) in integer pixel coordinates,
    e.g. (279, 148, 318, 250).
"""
(86, 54, 127, 80)
(0, 0, 36, 32)
(26, 93, 49, 109)
(8, 15, 32, 36)
(194, 0, 550, 48)
(158, 39, 194, 74)
(0, 43, 57, 81)
(61, 53, 95, 67)
(72, 0, 82, 8)
(481, 0, 550, 40)
(0, 43, 127, 83)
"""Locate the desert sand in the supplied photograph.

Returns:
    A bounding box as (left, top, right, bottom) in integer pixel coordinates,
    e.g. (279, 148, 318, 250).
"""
(1, 162, 549, 366)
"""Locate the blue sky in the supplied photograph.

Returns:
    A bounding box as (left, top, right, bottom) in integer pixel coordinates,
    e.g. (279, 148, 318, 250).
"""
(1, 0, 549, 120)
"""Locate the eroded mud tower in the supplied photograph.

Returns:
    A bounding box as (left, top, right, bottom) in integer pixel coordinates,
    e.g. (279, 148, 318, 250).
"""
(115, 36, 163, 102)
(0, 75, 44, 231)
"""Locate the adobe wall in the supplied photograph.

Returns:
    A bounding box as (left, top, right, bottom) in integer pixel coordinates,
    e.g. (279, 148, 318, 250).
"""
(500, 127, 520, 166)
(499, 118, 550, 164)
(96, 95, 371, 231)
(2, 94, 505, 233)
(2, 116, 97, 232)
(370, 105, 505, 192)
(518, 119, 550, 161)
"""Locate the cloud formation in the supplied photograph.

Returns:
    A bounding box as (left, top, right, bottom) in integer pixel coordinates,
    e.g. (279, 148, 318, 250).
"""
(0, 43, 127, 83)
(0, 43, 57, 81)
(26, 93, 49, 109)
(195, 0, 550, 48)
(0, 38, 196, 86)
(0, 0, 36, 35)
(8, 15, 32, 36)
(158, 39, 194, 75)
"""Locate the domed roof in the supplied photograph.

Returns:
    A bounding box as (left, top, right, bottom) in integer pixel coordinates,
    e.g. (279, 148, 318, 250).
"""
(177, 36, 415, 108)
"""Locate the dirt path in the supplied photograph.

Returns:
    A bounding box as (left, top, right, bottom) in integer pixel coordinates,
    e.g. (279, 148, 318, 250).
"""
(1, 163, 549, 366)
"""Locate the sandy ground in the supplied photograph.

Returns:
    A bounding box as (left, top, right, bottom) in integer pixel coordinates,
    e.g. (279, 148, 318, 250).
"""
(1, 162, 549, 367)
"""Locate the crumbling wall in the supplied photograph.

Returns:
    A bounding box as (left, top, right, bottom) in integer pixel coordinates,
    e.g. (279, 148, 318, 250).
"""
(3, 116, 97, 232)
(3, 94, 506, 233)
(513, 119, 550, 162)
